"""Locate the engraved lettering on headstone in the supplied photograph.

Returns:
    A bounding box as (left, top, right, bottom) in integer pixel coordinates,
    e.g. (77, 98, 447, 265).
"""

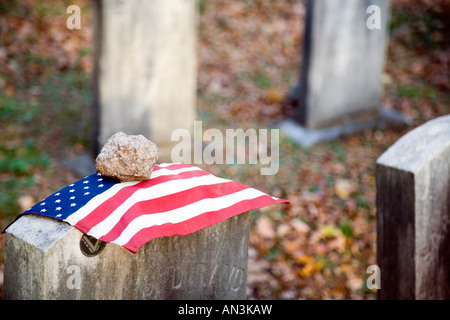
(144, 286, 159, 298)
(123, 278, 136, 299)
(220, 264, 246, 291)
(231, 267, 245, 291)
(224, 264, 235, 289)
(208, 263, 220, 286)
(198, 262, 209, 287)
(171, 266, 183, 289)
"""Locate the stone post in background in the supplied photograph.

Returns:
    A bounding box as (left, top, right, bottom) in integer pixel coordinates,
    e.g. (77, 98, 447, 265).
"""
(281, 0, 410, 147)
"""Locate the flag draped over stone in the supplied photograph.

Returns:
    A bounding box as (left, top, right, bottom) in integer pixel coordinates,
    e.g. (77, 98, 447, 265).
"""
(6, 163, 289, 253)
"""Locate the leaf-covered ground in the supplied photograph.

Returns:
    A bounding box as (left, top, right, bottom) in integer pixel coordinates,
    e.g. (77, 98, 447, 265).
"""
(0, 0, 449, 299)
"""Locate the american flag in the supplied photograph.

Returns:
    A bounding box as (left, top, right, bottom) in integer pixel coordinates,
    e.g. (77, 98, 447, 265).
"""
(7, 163, 289, 253)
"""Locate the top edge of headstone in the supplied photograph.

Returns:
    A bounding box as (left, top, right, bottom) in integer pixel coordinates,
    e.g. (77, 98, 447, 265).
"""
(5, 214, 72, 253)
(377, 115, 450, 173)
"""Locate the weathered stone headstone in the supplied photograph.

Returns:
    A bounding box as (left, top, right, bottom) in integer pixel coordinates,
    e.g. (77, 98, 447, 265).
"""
(4, 212, 250, 299)
(376, 115, 450, 299)
(93, 0, 197, 161)
(280, 0, 410, 146)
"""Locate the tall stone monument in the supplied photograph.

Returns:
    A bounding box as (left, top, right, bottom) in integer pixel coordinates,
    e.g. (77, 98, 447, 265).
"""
(280, 0, 410, 147)
(92, 0, 197, 161)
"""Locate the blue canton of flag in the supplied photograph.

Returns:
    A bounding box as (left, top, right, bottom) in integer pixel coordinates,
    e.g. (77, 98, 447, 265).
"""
(24, 173, 118, 221)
